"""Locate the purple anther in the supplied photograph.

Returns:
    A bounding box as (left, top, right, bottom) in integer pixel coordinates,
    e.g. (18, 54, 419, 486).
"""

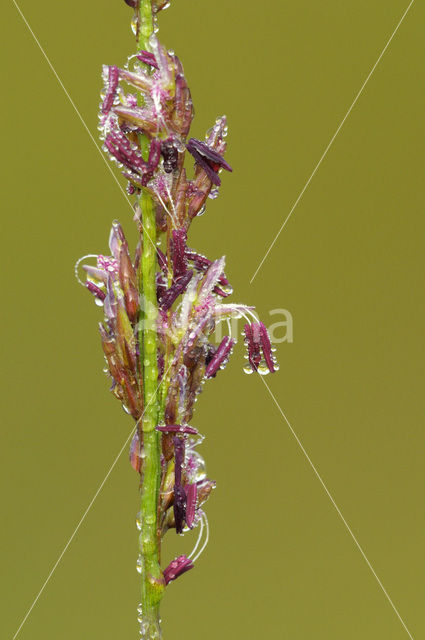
(136, 50, 159, 69)
(185, 483, 197, 529)
(171, 230, 187, 280)
(258, 321, 276, 373)
(205, 336, 235, 378)
(173, 436, 185, 486)
(173, 484, 187, 534)
(244, 323, 261, 371)
(186, 138, 232, 186)
(148, 138, 162, 170)
(163, 555, 194, 585)
(86, 281, 106, 302)
(156, 425, 199, 435)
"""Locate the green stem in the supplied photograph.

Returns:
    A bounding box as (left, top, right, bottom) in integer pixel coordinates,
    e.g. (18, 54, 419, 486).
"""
(138, 191, 164, 639)
(136, 4, 164, 638)
(138, 0, 155, 50)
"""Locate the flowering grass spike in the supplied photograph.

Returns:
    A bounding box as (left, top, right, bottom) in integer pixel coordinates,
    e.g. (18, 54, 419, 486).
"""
(77, 1, 277, 637)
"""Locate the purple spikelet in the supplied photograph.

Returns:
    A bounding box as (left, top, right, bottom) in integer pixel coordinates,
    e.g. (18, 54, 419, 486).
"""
(78, 2, 279, 628)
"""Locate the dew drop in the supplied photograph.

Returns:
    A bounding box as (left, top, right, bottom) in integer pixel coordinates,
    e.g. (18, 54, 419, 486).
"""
(243, 364, 254, 375)
(220, 284, 233, 296)
(130, 16, 138, 36)
(258, 361, 270, 376)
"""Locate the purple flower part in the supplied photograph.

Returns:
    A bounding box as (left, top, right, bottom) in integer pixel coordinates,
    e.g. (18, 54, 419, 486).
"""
(136, 50, 159, 69)
(206, 115, 228, 155)
(196, 478, 216, 492)
(258, 322, 276, 373)
(205, 336, 236, 378)
(173, 73, 193, 138)
(161, 140, 179, 173)
(104, 129, 146, 176)
(160, 270, 193, 311)
(148, 138, 162, 171)
(186, 250, 229, 286)
(104, 277, 117, 322)
(123, 171, 143, 189)
(157, 352, 165, 379)
(173, 484, 187, 534)
(213, 285, 231, 298)
(109, 221, 127, 260)
(112, 105, 156, 135)
(156, 272, 167, 302)
(83, 264, 108, 285)
(197, 258, 225, 304)
(156, 425, 199, 435)
(177, 365, 189, 418)
(86, 281, 106, 301)
(102, 65, 119, 114)
(123, 0, 137, 7)
(187, 146, 220, 186)
(173, 436, 185, 486)
(98, 254, 119, 275)
(118, 68, 153, 93)
(185, 303, 214, 350)
(125, 93, 138, 108)
(138, 139, 162, 187)
(129, 430, 142, 473)
(185, 483, 197, 529)
(171, 230, 187, 280)
(149, 36, 173, 91)
(163, 555, 194, 585)
(156, 247, 168, 273)
(244, 323, 261, 371)
(186, 138, 232, 186)
(188, 138, 232, 172)
(205, 342, 217, 368)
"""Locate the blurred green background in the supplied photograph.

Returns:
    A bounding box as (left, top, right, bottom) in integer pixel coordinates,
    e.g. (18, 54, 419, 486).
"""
(2, 0, 424, 638)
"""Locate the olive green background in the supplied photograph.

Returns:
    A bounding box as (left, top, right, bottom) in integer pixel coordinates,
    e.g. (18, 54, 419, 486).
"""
(2, 0, 424, 638)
